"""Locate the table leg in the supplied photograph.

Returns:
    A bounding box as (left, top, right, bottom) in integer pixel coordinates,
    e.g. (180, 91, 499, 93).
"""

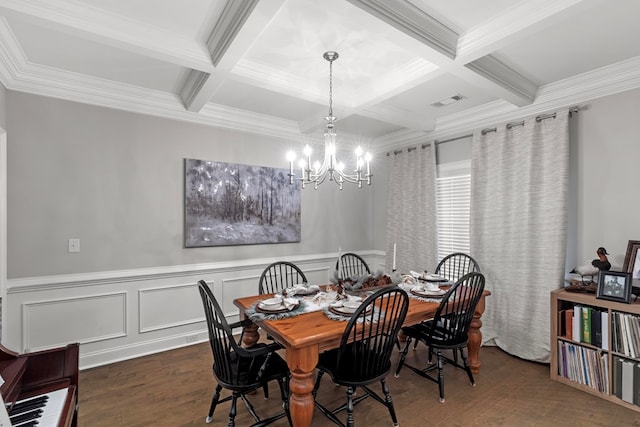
(468, 294, 487, 374)
(240, 319, 260, 348)
(286, 345, 319, 427)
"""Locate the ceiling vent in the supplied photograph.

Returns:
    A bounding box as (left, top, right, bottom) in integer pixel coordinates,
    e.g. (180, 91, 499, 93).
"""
(431, 94, 464, 107)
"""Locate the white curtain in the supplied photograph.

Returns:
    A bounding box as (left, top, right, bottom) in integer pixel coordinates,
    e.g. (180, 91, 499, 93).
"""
(386, 145, 438, 274)
(470, 111, 570, 362)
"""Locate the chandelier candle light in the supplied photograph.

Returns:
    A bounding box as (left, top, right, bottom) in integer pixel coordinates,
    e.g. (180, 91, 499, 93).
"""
(286, 51, 372, 190)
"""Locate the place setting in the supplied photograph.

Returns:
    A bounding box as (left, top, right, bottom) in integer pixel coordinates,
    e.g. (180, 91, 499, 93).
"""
(255, 295, 301, 314)
(285, 283, 321, 296)
(248, 283, 324, 320)
(409, 282, 447, 299)
(400, 271, 449, 301)
(327, 296, 373, 317)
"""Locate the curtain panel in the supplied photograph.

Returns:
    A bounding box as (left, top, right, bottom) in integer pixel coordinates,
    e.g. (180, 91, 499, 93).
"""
(470, 111, 570, 362)
(385, 145, 438, 274)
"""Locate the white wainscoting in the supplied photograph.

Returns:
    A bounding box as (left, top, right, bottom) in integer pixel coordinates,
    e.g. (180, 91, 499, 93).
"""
(3, 251, 384, 369)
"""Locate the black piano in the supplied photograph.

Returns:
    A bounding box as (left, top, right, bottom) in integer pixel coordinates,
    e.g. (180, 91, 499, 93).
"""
(0, 343, 78, 427)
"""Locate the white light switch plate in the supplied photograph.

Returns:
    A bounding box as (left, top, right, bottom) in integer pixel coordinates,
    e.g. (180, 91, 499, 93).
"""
(68, 238, 80, 253)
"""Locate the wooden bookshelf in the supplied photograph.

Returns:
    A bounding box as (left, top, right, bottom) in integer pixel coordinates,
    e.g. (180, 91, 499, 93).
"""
(550, 289, 640, 413)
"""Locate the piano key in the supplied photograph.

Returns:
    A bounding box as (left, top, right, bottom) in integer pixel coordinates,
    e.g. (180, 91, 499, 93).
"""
(10, 388, 68, 427)
(8, 396, 48, 416)
(9, 408, 42, 425)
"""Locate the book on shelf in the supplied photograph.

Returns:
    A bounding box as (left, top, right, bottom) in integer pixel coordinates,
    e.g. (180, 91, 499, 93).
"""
(565, 309, 573, 340)
(573, 305, 581, 343)
(558, 309, 566, 337)
(634, 362, 640, 406)
(582, 306, 592, 344)
(614, 356, 623, 399)
(622, 359, 635, 404)
(591, 308, 602, 348)
(601, 310, 609, 350)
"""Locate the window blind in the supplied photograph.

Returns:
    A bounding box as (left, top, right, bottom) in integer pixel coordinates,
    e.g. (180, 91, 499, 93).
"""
(436, 174, 471, 260)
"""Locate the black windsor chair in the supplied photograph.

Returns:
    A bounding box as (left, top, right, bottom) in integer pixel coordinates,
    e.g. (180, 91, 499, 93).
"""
(198, 280, 292, 426)
(336, 252, 371, 279)
(312, 287, 409, 427)
(258, 261, 308, 295)
(435, 252, 481, 282)
(394, 272, 485, 402)
(411, 252, 482, 356)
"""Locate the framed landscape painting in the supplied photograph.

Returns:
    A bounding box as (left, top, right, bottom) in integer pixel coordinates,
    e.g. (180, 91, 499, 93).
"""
(184, 158, 301, 247)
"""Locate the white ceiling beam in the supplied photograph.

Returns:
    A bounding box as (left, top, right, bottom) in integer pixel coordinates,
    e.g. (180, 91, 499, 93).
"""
(345, 0, 457, 60)
(181, 0, 286, 113)
(463, 55, 537, 107)
(346, 0, 538, 109)
(456, 0, 605, 64)
(0, 0, 214, 72)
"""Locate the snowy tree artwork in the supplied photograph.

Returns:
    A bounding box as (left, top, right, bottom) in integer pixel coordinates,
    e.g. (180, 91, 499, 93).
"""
(184, 158, 301, 247)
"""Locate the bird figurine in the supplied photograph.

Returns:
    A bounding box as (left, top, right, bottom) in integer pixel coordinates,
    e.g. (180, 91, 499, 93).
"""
(591, 246, 611, 271)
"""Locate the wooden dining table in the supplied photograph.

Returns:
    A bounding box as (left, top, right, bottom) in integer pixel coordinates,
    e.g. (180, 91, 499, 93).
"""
(234, 287, 491, 427)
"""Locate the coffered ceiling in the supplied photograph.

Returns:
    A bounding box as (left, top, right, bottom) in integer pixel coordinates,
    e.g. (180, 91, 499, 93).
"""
(1, 0, 639, 152)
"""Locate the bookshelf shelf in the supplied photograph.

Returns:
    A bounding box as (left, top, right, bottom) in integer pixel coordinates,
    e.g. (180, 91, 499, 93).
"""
(551, 289, 640, 413)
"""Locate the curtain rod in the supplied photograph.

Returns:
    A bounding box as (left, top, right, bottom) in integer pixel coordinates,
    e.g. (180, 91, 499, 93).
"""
(388, 105, 582, 154)
(481, 106, 581, 135)
(386, 133, 476, 156)
(387, 142, 431, 156)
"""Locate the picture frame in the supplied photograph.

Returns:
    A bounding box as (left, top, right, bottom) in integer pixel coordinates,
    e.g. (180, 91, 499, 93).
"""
(622, 239, 640, 281)
(596, 270, 632, 303)
(184, 158, 301, 247)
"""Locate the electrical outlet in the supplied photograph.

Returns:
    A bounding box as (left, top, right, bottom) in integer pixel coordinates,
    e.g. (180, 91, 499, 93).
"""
(68, 238, 80, 253)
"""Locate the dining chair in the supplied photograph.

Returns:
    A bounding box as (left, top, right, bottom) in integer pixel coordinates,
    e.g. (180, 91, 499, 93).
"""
(312, 287, 409, 427)
(197, 280, 292, 426)
(336, 252, 371, 279)
(394, 272, 485, 402)
(435, 252, 481, 282)
(431, 253, 482, 360)
(258, 261, 307, 295)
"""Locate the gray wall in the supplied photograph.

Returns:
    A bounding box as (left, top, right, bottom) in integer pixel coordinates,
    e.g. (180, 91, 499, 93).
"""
(6, 87, 640, 278)
(570, 88, 640, 269)
(6, 92, 379, 278)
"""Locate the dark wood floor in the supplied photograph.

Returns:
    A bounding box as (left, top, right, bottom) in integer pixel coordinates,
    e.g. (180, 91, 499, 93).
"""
(79, 342, 640, 426)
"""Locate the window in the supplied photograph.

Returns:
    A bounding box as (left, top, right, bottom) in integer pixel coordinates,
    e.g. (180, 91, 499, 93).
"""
(436, 174, 470, 260)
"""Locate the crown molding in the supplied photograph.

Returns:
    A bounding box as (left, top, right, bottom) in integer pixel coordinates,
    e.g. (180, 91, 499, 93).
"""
(375, 55, 640, 149)
(2, 59, 302, 141)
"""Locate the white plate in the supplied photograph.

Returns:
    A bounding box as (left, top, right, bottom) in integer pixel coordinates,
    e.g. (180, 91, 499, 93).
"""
(421, 289, 446, 296)
(424, 274, 447, 282)
(342, 301, 361, 313)
(259, 297, 283, 308)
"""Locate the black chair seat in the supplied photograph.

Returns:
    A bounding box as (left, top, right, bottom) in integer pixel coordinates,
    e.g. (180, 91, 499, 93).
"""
(216, 343, 289, 391)
(318, 344, 392, 385)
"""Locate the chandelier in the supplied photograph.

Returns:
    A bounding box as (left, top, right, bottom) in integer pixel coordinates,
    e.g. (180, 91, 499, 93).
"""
(286, 51, 372, 190)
